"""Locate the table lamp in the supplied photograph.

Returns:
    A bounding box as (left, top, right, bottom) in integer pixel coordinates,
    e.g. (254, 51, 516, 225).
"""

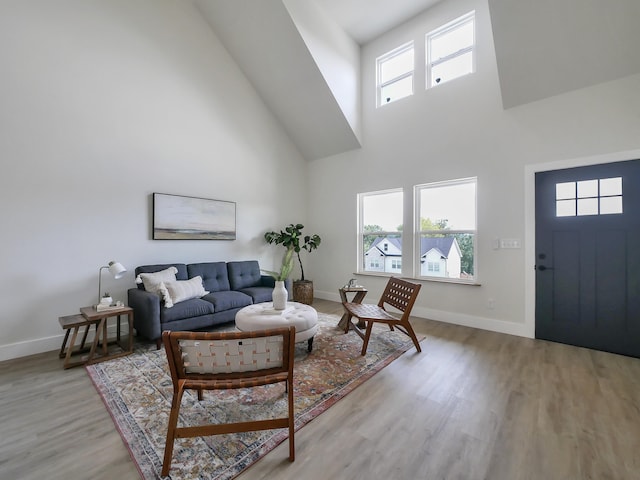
(98, 261, 127, 306)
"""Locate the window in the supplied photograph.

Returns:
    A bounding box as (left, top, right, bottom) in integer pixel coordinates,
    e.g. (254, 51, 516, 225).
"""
(415, 178, 476, 281)
(376, 42, 414, 107)
(426, 11, 475, 88)
(359, 189, 403, 273)
(556, 177, 623, 217)
(427, 262, 440, 273)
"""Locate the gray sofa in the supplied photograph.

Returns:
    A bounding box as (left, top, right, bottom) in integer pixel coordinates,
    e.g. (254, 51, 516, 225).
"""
(128, 260, 290, 347)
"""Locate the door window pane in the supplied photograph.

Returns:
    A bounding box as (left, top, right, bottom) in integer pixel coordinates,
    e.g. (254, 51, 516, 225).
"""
(556, 182, 575, 200)
(556, 199, 576, 217)
(577, 180, 598, 198)
(600, 177, 622, 196)
(577, 198, 598, 216)
(600, 196, 623, 215)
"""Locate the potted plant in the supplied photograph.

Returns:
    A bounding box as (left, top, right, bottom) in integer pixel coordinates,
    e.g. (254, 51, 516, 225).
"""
(263, 247, 294, 310)
(264, 223, 321, 305)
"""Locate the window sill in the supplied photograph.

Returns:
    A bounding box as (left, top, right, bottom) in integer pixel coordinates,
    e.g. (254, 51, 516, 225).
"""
(355, 271, 481, 286)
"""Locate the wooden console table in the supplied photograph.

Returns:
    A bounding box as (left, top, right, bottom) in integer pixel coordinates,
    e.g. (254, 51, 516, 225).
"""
(338, 287, 368, 332)
(58, 306, 134, 369)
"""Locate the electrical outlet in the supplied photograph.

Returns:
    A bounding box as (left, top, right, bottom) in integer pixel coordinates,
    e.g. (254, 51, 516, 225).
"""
(487, 298, 495, 309)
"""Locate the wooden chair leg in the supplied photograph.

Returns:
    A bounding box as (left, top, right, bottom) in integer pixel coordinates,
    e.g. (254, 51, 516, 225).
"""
(287, 377, 295, 462)
(360, 321, 374, 356)
(162, 385, 185, 476)
(402, 321, 422, 353)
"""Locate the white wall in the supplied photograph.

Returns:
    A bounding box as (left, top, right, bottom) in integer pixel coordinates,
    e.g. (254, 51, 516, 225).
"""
(283, 0, 362, 142)
(308, 0, 640, 337)
(0, 0, 307, 360)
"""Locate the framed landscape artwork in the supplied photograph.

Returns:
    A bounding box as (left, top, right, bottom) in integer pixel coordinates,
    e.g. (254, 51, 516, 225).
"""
(153, 193, 236, 240)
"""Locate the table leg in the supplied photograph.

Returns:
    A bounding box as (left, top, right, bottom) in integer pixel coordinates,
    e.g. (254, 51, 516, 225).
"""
(102, 318, 108, 356)
(127, 313, 134, 353)
(87, 318, 106, 364)
(59, 329, 71, 359)
(79, 324, 91, 350)
(338, 289, 368, 331)
(63, 326, 83, 369)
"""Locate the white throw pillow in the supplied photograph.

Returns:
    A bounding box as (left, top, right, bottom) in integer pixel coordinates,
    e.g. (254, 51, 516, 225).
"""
(159, 276, 209, 308)
(135, 267, 178, 296)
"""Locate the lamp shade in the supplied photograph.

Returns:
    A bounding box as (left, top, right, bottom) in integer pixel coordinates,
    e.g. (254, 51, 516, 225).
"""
(108, 261, 127, 279)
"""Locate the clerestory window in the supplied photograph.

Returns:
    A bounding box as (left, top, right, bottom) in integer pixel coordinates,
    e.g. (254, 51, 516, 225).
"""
(426, 11, 475, 88)
(376, 41, 414, 107)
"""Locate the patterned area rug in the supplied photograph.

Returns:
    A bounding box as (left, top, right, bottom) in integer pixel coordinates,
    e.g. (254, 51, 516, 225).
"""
(86, 312, 422, 479)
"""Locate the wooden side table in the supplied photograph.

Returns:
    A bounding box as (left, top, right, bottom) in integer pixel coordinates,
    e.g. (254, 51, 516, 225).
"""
(58, 314, 102, 369)
(338, 287, 368, 332)
(58, 306, 134, 369)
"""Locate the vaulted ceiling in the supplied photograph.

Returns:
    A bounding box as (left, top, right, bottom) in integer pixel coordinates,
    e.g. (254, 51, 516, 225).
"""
(194, 0, 640, 160)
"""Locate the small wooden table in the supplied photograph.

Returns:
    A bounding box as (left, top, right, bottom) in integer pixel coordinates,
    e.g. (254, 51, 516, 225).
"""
(338, 287, 368, 332)
(58, 306, 134, 369)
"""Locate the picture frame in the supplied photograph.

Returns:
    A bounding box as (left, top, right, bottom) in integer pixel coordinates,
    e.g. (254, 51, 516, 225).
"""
(153, 193, 236, 240)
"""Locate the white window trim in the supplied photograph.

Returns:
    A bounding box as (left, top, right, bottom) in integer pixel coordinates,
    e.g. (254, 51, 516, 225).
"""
(426, 11, 475, 89)
(414, 177, 478, 284)
(376, 41, 414, 107)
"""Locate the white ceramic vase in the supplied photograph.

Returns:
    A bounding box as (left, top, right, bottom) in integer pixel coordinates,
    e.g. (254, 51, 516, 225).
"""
(272, 281, 288, 310)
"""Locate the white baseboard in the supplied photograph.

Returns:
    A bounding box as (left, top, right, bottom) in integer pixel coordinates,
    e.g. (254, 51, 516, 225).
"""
(0, 334, 64, 363)
(0, 324, 132, 362)
(315, 289, 534, 340)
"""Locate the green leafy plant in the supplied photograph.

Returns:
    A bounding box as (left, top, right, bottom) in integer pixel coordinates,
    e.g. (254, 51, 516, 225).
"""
(264, 223, 321, 281)
(263, 247, 294, 281)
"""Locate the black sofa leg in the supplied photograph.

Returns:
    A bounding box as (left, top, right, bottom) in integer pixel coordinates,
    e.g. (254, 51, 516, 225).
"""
(156, 338, 162, 350)
(307, 336, 314, 353)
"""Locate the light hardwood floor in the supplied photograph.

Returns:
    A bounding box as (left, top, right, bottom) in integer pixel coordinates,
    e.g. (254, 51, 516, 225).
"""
(2, 299, 639, 479)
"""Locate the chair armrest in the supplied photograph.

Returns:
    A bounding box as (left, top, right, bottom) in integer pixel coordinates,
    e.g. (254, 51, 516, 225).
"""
(128, 288, 162, 341)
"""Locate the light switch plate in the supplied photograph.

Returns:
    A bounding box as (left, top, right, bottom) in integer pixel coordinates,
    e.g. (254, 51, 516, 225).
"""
(500, 238, 521, 249)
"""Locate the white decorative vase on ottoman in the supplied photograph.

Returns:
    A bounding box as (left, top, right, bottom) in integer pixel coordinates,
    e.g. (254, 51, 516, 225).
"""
(272, 281, 288, 310)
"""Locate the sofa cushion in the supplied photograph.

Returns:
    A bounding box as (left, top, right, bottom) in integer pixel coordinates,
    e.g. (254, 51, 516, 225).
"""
(187, 262, 230, 293)
(202, 290, 252, 311)
(160, 276, 209, 308)
(227, 261, 262, 290)
(238, 286, 275, 304)
(160, 297, 214, 324)
(136, 266, 178, 296)
(135, 264, 188, 290)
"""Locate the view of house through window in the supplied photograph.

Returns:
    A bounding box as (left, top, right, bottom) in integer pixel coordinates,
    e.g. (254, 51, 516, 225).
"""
(415, 178, 476, 280)
(358, 179, 476, 282)
(427, 11, 475, 88)
(376, 42, 414, 107)
(359, 189, 403, 272)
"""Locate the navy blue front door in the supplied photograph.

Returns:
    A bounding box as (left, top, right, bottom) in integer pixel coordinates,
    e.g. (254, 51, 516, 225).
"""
(535, 160, 640, 358)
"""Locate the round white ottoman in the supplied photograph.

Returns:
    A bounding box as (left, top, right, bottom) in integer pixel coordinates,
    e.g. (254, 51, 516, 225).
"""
(235, 302, 319, 352)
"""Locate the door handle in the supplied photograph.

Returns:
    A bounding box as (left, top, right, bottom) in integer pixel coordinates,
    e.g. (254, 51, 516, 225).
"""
(535, 265, 554, 271)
